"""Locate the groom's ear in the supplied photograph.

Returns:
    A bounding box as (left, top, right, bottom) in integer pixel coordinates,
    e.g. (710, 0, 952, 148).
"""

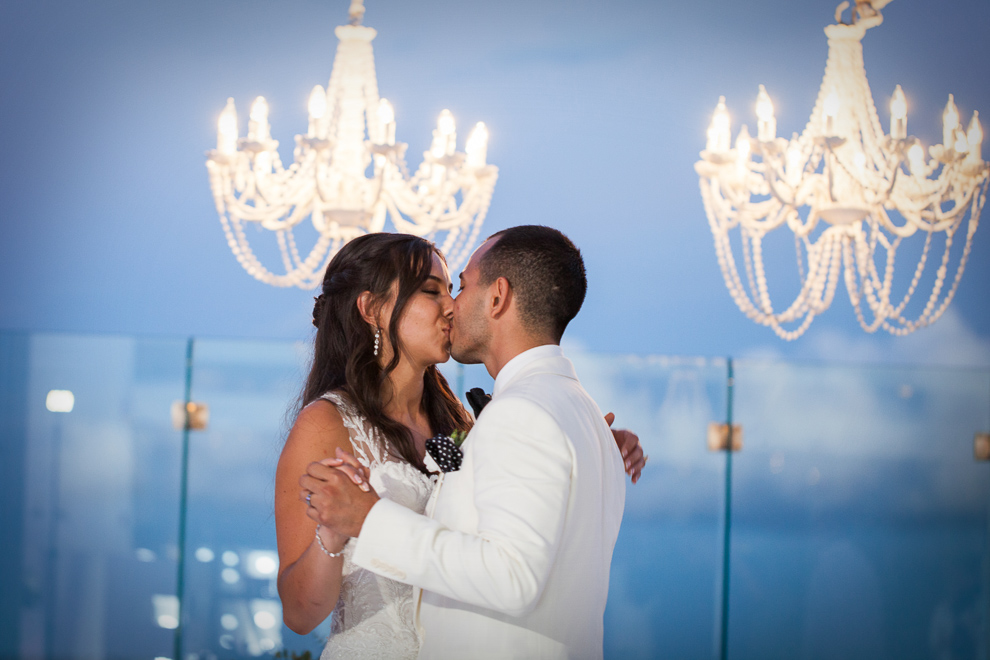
(489, 277, 511, 319)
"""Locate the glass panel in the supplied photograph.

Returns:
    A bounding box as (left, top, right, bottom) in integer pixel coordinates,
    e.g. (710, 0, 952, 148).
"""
(729, 361, 990, 659)
(1, 331, 188, 660)
(568, 352, 728, 660)
(178, 338, 317, 659)
(411, 351, 731, 659)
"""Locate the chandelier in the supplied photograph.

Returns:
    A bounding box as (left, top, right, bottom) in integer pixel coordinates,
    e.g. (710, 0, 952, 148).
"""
(205, 0, 498, 288)
(695, 0, 988, 340)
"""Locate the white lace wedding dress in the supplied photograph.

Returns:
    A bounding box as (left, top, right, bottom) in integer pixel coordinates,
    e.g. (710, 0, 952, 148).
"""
(318, 391, 435, 660)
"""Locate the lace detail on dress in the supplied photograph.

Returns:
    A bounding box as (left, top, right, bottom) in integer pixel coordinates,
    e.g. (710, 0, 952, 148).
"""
(318, 391, 434, 660)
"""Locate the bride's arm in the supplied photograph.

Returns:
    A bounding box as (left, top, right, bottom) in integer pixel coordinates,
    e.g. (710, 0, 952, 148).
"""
(275, 400, 356, 635)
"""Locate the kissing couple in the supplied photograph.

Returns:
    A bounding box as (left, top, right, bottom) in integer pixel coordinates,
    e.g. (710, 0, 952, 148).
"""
(275, 225, 646, 659)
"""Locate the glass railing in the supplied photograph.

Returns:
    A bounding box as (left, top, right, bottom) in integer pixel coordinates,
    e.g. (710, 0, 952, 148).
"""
(1, 331, 987, 659)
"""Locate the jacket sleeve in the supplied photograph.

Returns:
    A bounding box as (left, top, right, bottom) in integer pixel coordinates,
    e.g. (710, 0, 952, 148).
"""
(350, 396, 573, 617)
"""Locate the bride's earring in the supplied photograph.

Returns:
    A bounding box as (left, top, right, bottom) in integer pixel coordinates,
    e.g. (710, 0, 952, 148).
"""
(374, 328, 381, 357)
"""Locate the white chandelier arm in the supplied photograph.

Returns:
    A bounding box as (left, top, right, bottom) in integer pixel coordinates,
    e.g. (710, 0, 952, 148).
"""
(737, 198, 787, 233)
(704, 173, 786, 235)
(251, 150, 290, 204)
(792, 167, 829, 214)
(785, 207, 819, 240)
(386, 170, 495, 231)
(830, 142, 901, 207)
(759, 154, 802, 208)
(930, 185, 979, 228)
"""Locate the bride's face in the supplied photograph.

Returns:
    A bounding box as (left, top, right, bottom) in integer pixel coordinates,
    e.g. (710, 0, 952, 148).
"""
(391, 254, 454, 368)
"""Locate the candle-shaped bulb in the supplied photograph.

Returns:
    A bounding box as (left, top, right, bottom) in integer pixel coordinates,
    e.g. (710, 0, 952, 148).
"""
(823, 89, 840, 135)
(889, 85, 907, 139)
(437, 109, 455, 136)
(217, 98, 238, 154)
(465, 122, 489, 168)
(248, 96, 269, 141)
(707, 96, 731, 153)
(250, 96, 268, 123)
(377, 98, 395, 126)
(943, 94, 959, 148)
(432, 109, 457, 157)
(967, 111, 982, 159)
(306, 86, 326, 138)
(907, 143, 925, 176)
(308, 86, 327, 120)
(377, 98, 396, 145)
(755, 85, 776, 142)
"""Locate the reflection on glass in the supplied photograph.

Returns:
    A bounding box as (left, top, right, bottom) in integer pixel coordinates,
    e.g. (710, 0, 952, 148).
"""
(1, 331, 986, 659)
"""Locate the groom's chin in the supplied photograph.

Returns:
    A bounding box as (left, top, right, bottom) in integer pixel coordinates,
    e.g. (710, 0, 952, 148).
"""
(449, 346, 482, 366)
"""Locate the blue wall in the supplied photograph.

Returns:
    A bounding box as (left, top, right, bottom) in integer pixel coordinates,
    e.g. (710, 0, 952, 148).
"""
(0, 0, 988, 364)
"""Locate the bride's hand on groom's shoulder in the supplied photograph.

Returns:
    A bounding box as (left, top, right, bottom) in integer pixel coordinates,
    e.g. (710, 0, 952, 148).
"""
(605, 413, 648, 485)
(299, 448, 379, 538)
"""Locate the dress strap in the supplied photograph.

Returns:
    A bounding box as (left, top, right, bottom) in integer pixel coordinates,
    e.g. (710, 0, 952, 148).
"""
(319, 391, 389, 467)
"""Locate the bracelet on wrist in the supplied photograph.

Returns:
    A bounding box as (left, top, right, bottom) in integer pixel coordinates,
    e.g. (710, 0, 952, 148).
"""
(315, 524, 346, 558)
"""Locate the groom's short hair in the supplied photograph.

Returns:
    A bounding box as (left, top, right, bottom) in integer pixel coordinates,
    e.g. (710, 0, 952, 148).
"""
(479, 225, 587, 342)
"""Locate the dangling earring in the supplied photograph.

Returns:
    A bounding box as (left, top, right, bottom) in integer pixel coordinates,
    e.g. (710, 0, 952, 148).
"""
(374, 328, 381, 357)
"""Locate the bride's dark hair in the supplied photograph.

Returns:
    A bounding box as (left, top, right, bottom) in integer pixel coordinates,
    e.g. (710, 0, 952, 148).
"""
(301, 232, 471, 474)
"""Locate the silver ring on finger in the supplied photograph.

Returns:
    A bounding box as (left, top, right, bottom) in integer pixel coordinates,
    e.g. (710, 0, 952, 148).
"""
(306, 491, 313, 505)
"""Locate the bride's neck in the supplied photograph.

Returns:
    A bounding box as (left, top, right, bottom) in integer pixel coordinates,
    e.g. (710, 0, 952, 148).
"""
(382, 359, 427, 427)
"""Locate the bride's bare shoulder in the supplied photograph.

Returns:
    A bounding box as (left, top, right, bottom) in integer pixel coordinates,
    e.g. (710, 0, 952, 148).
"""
(281, 394, 352, 462)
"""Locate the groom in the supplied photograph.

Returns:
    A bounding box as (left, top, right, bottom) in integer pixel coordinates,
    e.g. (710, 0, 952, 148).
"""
(311, 225, 626, 659)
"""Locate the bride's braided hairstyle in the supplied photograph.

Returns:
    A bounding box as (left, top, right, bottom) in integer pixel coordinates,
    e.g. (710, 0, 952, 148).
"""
(301, 233, 471, 474)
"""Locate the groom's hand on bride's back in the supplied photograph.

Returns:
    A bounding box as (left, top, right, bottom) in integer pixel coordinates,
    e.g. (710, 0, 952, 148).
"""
(299, 448, 379, 538)
(605, 413, 647, 485)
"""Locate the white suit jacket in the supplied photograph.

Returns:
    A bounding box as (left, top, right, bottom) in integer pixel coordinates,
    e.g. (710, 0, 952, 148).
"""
(351, 345, 626, 659)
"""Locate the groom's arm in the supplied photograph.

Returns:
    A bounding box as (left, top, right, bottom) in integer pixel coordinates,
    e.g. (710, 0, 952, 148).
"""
(351, 396, 572, 617)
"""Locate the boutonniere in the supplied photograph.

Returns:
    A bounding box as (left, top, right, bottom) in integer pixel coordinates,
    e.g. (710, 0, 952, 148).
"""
(426, 430, 466, 472)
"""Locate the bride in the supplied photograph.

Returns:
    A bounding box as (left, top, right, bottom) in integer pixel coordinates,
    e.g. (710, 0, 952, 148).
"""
(274, 232, 643, 659)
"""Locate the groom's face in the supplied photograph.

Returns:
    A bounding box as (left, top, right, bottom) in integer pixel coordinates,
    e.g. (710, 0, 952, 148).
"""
(450, 240, 495, 365)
